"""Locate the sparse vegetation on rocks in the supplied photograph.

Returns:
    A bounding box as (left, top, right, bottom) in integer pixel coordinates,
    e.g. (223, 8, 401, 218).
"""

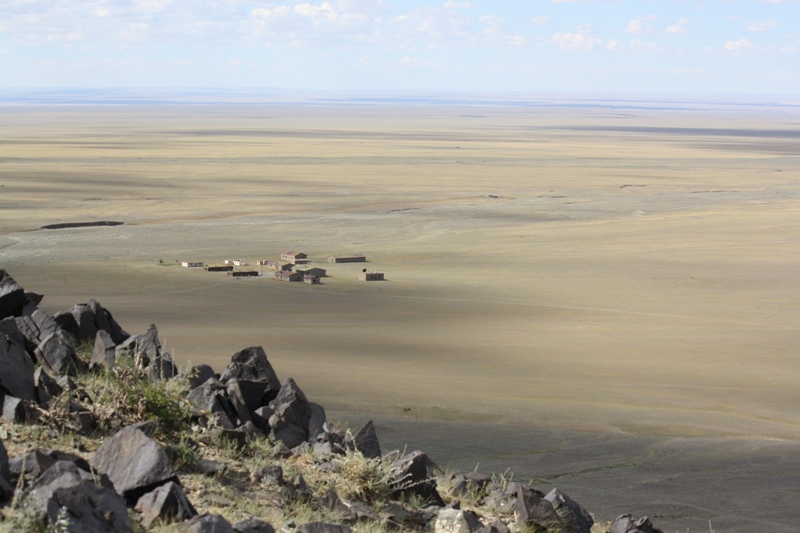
(0, 269, 663, 533)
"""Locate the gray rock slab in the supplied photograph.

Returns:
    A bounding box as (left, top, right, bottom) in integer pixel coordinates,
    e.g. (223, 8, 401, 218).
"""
(233, 517, 276, 533)
(36, 330, 86, 376)
(0, 270, 25, 320)
(0, 333, 36, 401)
(0, 436, 8, 483)
(435, 508, 484, 533)
(219, 346, 280, 399)
(135, 480, 198, 529)
(91, 425, 178, 501)
(183, 364, 217, 389)
(352, 420, 381, 459)
(179, 513, 236, 533)
(309, 402, 326, 439)
(90, 330, 116, 371)
(268, 378, 312, 449)
(544, 488, 594, 533)
(45, 479, 131, 533)
(34, 367, 63, 407)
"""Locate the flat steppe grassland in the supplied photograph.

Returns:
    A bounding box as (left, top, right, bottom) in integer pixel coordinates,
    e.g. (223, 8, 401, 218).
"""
(1, 104, 800, 531)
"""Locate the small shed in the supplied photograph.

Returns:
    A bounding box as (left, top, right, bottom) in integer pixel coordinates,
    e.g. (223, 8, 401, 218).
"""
(359, 271, 384, 281)
(294, 266, 326, 278)
(205, 265, 234, 272)
(327, 255, 366, 263)
(259, 260, 293, 271)
(303, 275, 320, 285)
(281, 251, 308, 264)
(275, 270, 303, 282)
(181, 261, 204, 268)
(229, 271, 259, 277)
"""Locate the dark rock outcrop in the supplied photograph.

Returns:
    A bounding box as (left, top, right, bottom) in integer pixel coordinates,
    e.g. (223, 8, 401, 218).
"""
(91, 330, 116, 371)
(34, 367, 63, 407)
(435, 508, 484, 533)
(0, 270, 26, 320)
(544, 488, 594, 533)
(233, 517, 276, 533)
(179, 513, 236, 533)
(268, 378, 312, 449)
(183, 364, 217, 389)
(514, 485, 565, 530)
(391, 451, 444, 506)
(35, 330, 87, 376)
(91, 425, 178, 502)
(0, 333, 36, 401)
(219, 346, 281, 401)
(45, 480, 132, 533)
(352, 420, 381, 459)
(611, 514, 664, 533)
(187, 378, 236, 430)
(296, 523, 352, 533)
(135, 481, 198, 528)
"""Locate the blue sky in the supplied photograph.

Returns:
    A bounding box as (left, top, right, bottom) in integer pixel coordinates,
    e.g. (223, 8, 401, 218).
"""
(1, 0, 799, 94)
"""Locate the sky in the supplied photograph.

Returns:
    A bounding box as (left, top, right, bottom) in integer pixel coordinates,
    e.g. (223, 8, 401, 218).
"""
(1, 0, 799, 95)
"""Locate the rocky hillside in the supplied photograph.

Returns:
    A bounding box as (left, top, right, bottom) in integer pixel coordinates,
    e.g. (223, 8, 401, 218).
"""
(0, 269, 663, 533)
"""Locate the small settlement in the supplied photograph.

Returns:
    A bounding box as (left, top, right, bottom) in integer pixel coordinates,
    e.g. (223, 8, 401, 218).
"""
(181, 251, 380, 284)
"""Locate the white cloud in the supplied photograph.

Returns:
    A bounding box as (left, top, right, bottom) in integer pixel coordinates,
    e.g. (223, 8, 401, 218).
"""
(479, 15, 526, 47)
(630, 38, 666, 52)
(390, 7, 472, 45)
(531, 16, 551, 27)
(398, 55, 435, 67)
(550, 32, 603, 51)
(443, 0, 473, 8)
(723, 38, 755, 51)
(606, 39, 623, 51)
(745, 20, 779, 32)
(665, 18, 688, 34)
(624, 19, 647, 35)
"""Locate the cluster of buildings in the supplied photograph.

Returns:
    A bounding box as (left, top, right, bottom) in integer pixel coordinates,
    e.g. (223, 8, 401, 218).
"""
(181, 251, 384, 284)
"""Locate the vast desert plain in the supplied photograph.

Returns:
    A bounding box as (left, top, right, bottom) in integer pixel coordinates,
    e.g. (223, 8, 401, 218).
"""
(1, 99, 799, 531)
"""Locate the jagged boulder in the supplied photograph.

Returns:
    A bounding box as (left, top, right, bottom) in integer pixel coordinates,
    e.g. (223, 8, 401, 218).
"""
(187, 378, 236, 430)
(29, 460, 113, 511)
(34, 367, 63, 407)
(135, 481, 198, 528)
(0, 333, 36, 401)
(309, 402, 326, 439)
(450, 473, 492, 497)
(0, 437, 9, 487)
(91, 425, 178, 502)
(115, 324, 160, 366)
(233, 517, 276, 533)
(544, 488, 593, 533)
(268, 378, 312, 449)
(0, 269, 26, 320)
(514, 485, 565, 530)
(2, 395, 36, 424)
(35, 330, 87, 376)
(228, 379, 269, 415)
(219, 346, 281, 401)
(351, 420, 381, 459)
(435, 508, 484, 533)
(183, 364, 217, 389)
(45, 480, 132, 533)
(90, 330, 116, 371)
(611, 514, 663, 533)
(70, 303, 98, 344)
(53, 310, 80, 342)
(391, 451, 444, 506)
(179, 513, 236, 533)
(148, 352, 178, 381)
(15, 309, 60, 353)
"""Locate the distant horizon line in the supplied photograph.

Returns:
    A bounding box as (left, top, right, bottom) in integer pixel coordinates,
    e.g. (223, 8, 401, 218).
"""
(1, 88, 798, 112)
